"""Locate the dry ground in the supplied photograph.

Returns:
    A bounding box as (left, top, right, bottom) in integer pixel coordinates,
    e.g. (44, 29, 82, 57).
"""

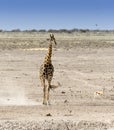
(0, 32, 114, 129)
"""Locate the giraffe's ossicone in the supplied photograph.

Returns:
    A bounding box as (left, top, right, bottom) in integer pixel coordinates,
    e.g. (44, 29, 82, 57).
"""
(39, 34, 56, 105)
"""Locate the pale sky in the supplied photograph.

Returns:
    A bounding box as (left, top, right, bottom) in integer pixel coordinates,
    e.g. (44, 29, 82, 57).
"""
(0, 0, 114, 30)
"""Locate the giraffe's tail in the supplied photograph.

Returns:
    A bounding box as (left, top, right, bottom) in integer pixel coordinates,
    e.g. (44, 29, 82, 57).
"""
(49, 82, 61, 91)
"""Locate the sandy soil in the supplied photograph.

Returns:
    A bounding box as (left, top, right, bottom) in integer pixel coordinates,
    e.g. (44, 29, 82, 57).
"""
(0, 32, 114, 129)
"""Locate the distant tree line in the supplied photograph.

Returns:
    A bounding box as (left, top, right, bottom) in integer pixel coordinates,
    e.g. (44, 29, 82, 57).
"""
(0, 28, 114, 33)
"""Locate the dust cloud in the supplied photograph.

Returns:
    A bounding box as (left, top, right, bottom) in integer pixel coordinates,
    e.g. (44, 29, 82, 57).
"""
(0, 77, 38, 106)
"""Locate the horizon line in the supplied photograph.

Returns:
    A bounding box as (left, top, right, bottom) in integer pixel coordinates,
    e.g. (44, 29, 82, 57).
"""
(0, 28, 114, 32)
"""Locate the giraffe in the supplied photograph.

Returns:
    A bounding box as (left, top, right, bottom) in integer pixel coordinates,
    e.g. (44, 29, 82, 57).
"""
(39, 33, 57, 105)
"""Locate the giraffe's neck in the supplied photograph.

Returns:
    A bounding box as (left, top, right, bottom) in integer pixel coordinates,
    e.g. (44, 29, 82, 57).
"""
(44, 43, 52, 64)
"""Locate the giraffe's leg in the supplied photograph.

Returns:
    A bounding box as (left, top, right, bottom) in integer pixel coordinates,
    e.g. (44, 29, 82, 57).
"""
(47, 78, 52, 105)
(47, 87, 51, 105)
(43, 84, 48, 105)
(40, 78, 48, 105)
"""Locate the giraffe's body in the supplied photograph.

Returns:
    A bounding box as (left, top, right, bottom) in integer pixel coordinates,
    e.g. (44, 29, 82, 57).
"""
(39, 34, 56, 105)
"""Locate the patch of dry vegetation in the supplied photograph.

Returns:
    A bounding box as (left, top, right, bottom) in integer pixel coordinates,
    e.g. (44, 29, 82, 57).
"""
(0, 31, 114, 49)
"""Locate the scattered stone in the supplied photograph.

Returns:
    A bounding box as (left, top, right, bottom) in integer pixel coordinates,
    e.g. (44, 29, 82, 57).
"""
(61, 91, 65, 94)
(64, 100, 68, 103)
(46, 113, 52, 116)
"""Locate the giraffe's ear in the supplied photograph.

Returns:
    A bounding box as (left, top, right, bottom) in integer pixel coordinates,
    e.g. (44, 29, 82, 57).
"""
(50, 33, 55, 38)
(52, 34, 55, 38)
(51, 33, 54, 36)
(50, 33, 53, 38)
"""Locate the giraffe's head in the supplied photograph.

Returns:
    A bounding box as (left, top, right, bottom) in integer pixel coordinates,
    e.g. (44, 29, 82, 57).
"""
(47, 33, 57, 45)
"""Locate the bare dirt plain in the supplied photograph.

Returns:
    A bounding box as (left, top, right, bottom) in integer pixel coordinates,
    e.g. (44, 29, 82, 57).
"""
(0, 32, 114, 129)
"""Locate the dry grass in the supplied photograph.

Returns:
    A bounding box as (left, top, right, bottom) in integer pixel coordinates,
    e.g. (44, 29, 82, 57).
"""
(0, 32, 114, 50)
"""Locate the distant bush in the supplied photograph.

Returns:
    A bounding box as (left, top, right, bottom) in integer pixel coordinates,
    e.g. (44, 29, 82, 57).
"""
(29, 29, 38, 32)
(0, 29, 3, 32)
(23, 30, 29, 32)
(48, 29, 74, 33)
(39, 29, 46, 32)
(11, 29, 21, 32)
(58, 29, 69, 33)
(48, 29, 58, 33)
(0, 28, 114, 33)
(70, 28, 79, 33)
(79, 29, 90, 33)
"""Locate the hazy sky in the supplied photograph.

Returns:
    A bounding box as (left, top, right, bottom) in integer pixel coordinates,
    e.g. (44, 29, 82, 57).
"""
(0, 0, 114, 30)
